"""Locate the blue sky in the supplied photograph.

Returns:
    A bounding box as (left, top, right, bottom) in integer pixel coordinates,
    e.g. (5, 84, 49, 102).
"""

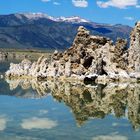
(0, 0, 140, 26)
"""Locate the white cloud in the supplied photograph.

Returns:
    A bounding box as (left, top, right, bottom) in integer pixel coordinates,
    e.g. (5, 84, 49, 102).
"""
(72, 0, 88, 8)
(136, 5, 140, 8)
(124, 16, 134, 20)
(92, 134, 128, 140)
(21, 117, 58, 130)
(53, 2, 61, 5)
(41, 0, 51, 2)
(97, 0, 138, 9)
(0, 116, 7, 131)
(41, 0, 61, 5)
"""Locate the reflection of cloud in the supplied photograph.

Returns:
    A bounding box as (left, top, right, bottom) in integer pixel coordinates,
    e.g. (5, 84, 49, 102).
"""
(112, 122, 129, 127)
(21, 117, 58, 130)
(92, 135, 128, 140)
(0, 116, 7, 131)
(39, 110, 48, 115)
(112, 123, 118, 126)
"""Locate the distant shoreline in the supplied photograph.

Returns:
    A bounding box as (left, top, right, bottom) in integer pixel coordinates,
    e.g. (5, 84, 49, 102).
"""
(0, 48, 64, 53)
(0, 48, 55, 61)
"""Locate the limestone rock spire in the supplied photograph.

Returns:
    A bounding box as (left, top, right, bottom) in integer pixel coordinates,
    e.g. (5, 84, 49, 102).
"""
(128, 21, 140, 72)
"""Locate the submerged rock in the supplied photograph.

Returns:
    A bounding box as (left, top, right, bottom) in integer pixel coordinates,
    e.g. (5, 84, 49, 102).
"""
(5, 22, 140, 83)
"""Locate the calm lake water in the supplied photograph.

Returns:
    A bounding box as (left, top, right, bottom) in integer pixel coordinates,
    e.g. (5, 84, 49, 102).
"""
(0, 60, 140, 140)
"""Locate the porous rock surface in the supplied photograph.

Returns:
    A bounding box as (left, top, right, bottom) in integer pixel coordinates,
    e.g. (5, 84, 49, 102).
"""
(5, 22, 140, 83)
(128, 22, 140, 72)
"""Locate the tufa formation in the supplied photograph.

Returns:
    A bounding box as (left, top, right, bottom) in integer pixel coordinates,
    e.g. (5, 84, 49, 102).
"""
(5, 22, 140, 83)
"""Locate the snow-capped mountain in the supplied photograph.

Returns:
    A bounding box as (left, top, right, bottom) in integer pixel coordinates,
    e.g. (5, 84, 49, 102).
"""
(56, 16, 89, 23)
(0, 13, 132, 50)
(15, 12, 57, 21)
(14, 13, 89, 23)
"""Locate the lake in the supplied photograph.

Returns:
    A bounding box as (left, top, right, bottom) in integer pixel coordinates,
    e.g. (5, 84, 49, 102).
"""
(0, 60, 140, 140)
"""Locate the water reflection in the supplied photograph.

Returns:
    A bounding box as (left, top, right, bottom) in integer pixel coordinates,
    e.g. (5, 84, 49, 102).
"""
(21, 117, 58, 130)
(6, 78, 50, 98)
(92, 134, 128, 140)
(0, 116, 7, 131)
(4, 78, 140, 130)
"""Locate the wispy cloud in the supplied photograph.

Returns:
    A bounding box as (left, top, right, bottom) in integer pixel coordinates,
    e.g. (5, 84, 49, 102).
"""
(41, 0, 61, 5)
(21, 117, 58, 130)
(124, 16, 134, 20)
(39, 110, 48, 115)
(53, 2, 61, 5)
(97, 0, 138, 9)
(136, 5, 140, 8)
(41, 0, 51, 2)
(72, 0, 88, 8)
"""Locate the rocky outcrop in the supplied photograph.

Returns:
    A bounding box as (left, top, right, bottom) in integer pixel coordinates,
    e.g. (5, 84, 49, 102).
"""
(128, 21, 140, 72)
(6, 59, 32, 77)
(6, 56, 49, 79)
(5, 22, 140, 83)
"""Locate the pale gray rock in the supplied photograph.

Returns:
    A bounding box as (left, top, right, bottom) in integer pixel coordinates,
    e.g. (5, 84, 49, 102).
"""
(5, 59, 32, 77)
(65, 60, 71, 77)
(128, 22, 140, 72)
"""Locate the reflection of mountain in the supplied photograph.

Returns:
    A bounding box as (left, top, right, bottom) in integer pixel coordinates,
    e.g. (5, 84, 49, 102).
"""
(5, 78, 140, 130)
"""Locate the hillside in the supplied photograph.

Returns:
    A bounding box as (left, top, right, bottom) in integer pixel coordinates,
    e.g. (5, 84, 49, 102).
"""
(0, 13, 132, 50)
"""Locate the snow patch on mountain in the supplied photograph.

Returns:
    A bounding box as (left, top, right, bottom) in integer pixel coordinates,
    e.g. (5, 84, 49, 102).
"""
(14, 13, 89, 23)
(56, 16, 89, 23)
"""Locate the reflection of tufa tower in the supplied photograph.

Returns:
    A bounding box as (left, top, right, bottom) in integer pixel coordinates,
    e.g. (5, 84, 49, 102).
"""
(128, 22, 140, 72)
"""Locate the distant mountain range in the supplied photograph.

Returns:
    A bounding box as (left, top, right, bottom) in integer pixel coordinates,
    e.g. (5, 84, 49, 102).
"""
(0, 13, 132, 50)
